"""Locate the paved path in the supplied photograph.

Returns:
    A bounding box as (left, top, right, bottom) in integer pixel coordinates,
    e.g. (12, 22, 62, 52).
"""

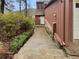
(14, 27, 70, 59)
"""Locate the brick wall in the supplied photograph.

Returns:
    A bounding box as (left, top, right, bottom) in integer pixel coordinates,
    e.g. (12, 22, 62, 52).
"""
(45, 1, 58, 37)
(45, 0, 73, 46)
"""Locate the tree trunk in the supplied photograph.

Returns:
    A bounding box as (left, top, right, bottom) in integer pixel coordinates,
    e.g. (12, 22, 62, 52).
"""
(1, 0, 5, 14)
(19, 0, 21, 12)
(25, 0, 27, 15)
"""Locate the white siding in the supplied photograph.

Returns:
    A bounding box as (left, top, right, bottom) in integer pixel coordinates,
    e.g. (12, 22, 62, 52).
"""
(73, 0, 79, 2)
(73, 1, 79, 39)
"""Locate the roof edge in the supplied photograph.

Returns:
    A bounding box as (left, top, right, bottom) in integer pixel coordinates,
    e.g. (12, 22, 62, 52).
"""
(45, 0, 57, 9)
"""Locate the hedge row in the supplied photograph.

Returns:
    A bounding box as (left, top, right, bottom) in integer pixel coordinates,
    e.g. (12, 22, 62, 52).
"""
(0, 13, 34, 42)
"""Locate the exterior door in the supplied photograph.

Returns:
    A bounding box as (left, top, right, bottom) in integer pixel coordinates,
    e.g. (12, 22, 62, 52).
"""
(40, 16, 45, 24)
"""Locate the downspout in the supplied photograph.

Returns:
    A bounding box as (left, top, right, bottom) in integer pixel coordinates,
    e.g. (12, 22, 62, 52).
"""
(63, 0, 66, 46)
(59, 0, 66, 46)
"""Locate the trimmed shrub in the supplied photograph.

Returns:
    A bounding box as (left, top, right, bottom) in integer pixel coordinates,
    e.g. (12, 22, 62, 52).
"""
(0, 13, 34, 42)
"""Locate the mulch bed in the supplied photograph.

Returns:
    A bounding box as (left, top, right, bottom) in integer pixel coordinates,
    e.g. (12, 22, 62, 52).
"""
(0, 28, 34, 59)
(0, 52, 13, 59)
(0, 42, 13, 59)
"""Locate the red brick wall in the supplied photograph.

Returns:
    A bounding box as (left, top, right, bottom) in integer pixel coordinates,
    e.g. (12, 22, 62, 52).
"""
(35, 15, 40, 25)
(45, 1, 65, 45)
(45, 1, 58, 34)
(45, 0, 73, 46)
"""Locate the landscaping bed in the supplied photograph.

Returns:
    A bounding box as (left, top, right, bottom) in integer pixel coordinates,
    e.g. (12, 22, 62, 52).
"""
(0, 30, 33, 59)
(10, 29, 34, 54)
(0, 13, 34, 59)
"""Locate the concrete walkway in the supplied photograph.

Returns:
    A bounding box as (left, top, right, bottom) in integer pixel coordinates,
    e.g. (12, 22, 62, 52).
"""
(14, 27, 70, 59)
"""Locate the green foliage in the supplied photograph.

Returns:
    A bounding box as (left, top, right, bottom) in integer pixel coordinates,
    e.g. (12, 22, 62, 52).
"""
(0, 13, 34, 42)
(10, 31, 32, 53)
(0, 42, 4, 48)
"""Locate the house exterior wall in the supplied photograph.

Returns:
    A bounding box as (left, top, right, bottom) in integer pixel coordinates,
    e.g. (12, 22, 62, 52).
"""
(73, 0, 79, 39)
(35, 15, 45, 25)
(45, 1, 58, 34)
(35, 0, 46, 25)
(45, 1, 65, 45)
(45, 0, 73, 46)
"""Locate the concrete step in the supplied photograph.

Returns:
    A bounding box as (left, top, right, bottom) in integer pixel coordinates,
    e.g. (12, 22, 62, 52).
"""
(69, 56, 79, 59)
(14, 55, 68, 59)
(64, 43, 79, 56)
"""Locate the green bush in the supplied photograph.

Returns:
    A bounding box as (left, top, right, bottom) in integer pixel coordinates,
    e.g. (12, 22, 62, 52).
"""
(0, 13, 34, 42)
(10, 31, 32, 53)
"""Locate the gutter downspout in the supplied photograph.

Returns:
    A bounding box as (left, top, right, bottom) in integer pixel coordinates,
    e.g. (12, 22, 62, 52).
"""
(63, 0, 66, 45)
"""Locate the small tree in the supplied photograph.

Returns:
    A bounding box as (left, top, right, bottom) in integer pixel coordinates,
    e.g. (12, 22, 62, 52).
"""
(24, 0, 27, 14)
(0, 0, 14, 14)
(5, 0, 14, 12)
(17, 0, 27, 15)
(16, 0, 22, 12)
